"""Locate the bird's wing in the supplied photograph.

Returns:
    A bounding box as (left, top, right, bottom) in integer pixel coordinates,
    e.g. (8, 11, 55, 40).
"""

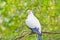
(26, 15, 41, 28)
(26, 15, 41, 33)
(32, 16, 41, 33)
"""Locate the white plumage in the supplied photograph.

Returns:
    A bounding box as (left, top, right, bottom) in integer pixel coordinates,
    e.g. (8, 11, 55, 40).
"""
(26, 10, 41, 33)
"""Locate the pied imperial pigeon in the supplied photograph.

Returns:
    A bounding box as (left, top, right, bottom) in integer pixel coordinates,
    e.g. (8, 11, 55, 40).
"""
(26, 10, 42, 40)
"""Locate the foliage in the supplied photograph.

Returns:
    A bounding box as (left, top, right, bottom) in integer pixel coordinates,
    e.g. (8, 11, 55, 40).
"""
(0, 0, 60, 40)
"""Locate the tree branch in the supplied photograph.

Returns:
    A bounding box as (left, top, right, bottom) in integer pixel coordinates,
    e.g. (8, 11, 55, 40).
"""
(15, 31, 60, 40)
(42, 31, 60, 34)
(15, 31, 32, 40)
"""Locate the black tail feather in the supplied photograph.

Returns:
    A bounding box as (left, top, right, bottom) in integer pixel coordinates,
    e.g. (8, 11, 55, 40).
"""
(38, 33, 42, 40)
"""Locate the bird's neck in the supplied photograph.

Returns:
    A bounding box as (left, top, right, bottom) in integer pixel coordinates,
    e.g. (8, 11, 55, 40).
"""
(28, 11, 33, 15)
(28, 13, 34, 16)
(27, 13, 34, 18)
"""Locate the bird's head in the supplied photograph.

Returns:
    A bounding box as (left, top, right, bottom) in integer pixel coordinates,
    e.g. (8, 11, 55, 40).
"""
(26, 10, 33, 15)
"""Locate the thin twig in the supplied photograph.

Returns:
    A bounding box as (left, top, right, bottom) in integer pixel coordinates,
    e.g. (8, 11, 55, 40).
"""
(42, 31, 60, 34)
(15, 32, 32, 40)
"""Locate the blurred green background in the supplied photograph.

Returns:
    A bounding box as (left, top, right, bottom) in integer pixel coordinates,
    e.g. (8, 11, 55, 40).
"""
(0, 0, 60, 40)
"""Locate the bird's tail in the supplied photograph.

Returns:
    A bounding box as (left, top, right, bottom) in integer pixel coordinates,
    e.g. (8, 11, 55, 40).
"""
(38, 33, 42, 40)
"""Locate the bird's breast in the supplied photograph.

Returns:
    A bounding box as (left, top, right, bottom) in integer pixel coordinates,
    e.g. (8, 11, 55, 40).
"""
(26, 18, 36, 28)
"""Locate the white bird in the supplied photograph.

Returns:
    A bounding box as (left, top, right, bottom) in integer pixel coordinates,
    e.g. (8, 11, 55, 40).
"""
(26, 10, 42, 40)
